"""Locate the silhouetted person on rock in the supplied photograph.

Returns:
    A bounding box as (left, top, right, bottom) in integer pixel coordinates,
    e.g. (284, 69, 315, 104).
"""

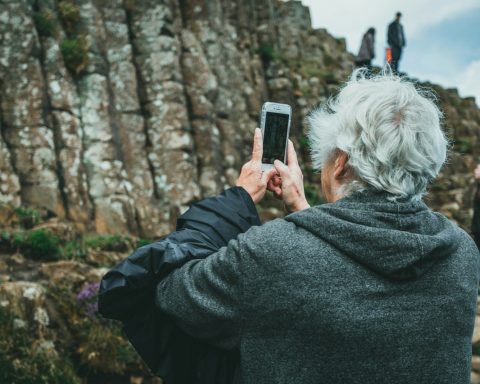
(473, 165, 480, 249)
(388, 12, 406, 73)
(356, 28, 375, 68)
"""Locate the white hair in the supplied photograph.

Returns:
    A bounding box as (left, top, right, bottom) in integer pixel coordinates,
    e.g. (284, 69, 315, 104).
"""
(307, 68, 448, 201)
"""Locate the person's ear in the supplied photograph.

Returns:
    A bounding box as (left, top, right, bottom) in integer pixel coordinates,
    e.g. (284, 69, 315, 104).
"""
(333, 151, 349, 180)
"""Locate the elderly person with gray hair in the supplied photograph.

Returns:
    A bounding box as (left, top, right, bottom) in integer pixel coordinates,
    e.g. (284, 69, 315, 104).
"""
(104, 71, 479, 383)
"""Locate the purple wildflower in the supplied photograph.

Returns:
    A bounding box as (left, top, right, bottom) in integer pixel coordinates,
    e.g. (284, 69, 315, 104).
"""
(76, 282, 100, 301)
(76, 282, 100, 318)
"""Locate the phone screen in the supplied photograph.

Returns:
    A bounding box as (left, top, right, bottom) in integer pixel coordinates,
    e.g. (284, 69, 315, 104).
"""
(262, 112, 289, 164)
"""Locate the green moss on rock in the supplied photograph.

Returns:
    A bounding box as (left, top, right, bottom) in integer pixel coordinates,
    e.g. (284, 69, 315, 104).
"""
(58, 0, 81, 35)
(136, 238, 153, 248)
(33, 10, 58, 38)
(0, 306, 81, 384)
(61, 240, 87, 261)
(49, 283, 144, 375)
(257, 43, 281, 65)
(13, 229, 61, 260)
(14, 207, 42, 229)
(60, 38, 89, 75)
(84, 234, 132, 252)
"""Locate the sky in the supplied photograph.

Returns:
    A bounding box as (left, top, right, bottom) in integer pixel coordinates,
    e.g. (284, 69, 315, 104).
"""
(301, 0, 480, 106)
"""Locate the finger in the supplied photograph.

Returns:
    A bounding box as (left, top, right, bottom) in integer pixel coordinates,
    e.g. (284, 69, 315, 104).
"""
(251, 128, 263, 162)
(261, 167, 277, 185)
(267, 179, 282, 197)
(272, 174, 282, 187)
(272, 187, 282, 198)
(287, 140, 299, 169)
(267, 179, 276, 192)
(274, 159, 290, 179)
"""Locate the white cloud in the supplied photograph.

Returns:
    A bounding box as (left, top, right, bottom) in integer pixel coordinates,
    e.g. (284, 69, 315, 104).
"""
(456, 60, 480, 105)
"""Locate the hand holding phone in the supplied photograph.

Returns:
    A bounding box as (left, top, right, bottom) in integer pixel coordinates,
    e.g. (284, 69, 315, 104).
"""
(269, 141, 310, 212)
(236, 128, 277, 203)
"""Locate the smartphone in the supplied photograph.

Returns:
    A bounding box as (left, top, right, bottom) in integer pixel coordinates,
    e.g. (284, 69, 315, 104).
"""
(260, 102, 292, 171)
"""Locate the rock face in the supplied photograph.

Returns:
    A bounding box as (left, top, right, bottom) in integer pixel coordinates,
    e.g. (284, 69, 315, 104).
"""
(425, 86, 480, 228)
(0, 0, 478, 237)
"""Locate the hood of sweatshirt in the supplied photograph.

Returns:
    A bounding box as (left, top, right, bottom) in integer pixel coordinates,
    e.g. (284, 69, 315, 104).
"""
(285, 189, 461, 281)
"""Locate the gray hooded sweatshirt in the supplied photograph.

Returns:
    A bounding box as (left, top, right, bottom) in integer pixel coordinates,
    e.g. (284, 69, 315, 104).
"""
(156, 190, 480, 384)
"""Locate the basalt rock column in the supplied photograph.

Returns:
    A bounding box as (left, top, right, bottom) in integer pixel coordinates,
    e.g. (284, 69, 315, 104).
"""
(96, 0, 167, 237)
(0, 127, 20, 221)
(180, 30, 224, 195)
(179, 0, 268, 187)
(76, 1, 139, 234)
(128, 0, 201, 222)
(34, 0, 91, 230)
(0, 1, 63, 217)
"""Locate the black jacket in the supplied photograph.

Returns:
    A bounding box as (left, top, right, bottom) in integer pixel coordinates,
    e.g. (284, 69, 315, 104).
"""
(98, 187, 257, 383)
(388, 20, 406, 48)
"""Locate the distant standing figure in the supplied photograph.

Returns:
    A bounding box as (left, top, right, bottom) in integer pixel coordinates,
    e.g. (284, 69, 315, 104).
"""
(473, 165, 480, 249)
(356, 28, 375, 68)
(387, 12, 406, 73)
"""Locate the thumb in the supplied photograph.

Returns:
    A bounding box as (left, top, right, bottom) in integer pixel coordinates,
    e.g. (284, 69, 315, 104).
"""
(261, 167, 277, 184)
(274, 160, 290, 179)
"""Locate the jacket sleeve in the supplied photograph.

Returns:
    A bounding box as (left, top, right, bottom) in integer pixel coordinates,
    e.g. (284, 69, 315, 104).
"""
(155, 231, 251, 350)
(98, 186, 259, 320)
(387, 23, 394, 46)
(97, 186, 259, 380)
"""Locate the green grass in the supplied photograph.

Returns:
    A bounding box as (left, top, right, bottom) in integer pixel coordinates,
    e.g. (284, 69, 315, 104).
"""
(60, 240, 87, 261)
(3, 229, 86, 261)
(257, 43, 282, 65)
(57, 0, 88, 75)
(14, 207, 41, 229)
(84, 234, 131, 252)
(33, 10, 57, 38)
(13, 229, 60, 260)
(136, 238, 153, 248)
(60, 38, 88, 75)
(2, 230, 134, 261)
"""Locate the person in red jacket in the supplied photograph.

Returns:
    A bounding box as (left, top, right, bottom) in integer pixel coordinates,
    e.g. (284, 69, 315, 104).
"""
(387, 12, 406, 73)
